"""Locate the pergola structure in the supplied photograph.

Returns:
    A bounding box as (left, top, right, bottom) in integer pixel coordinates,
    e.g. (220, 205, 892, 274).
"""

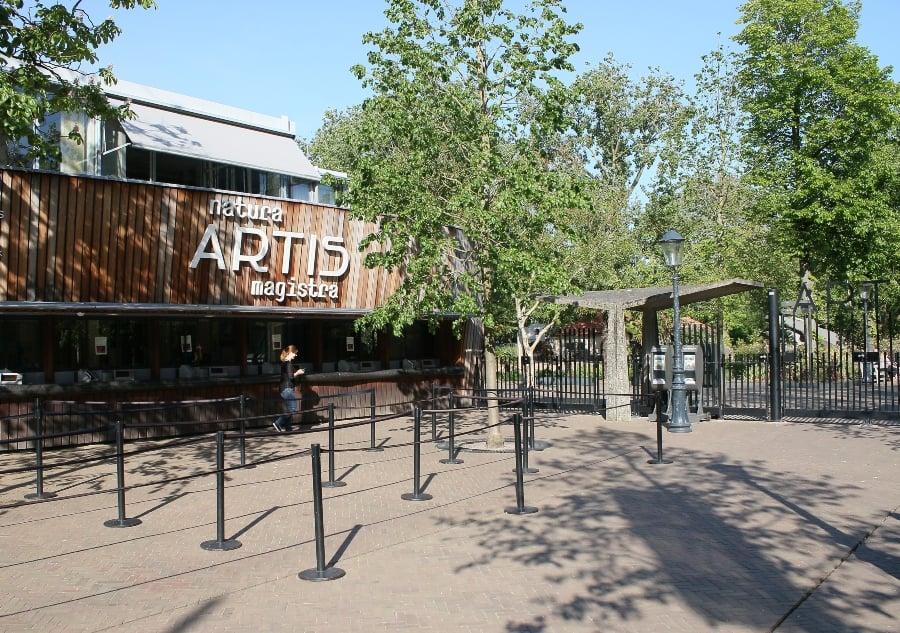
(543, 279, 764, 421)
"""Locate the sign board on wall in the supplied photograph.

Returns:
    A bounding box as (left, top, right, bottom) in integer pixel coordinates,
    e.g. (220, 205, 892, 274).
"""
(94, 337, 107, 356)
(272, 334, 282, 351)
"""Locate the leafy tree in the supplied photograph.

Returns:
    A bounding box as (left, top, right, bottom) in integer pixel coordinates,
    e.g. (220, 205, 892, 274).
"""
(0, 0, 156, 164)
(347, 0, 583, 445)
(733, 0, 900, 285)
(562, 56, 691, 291)
(646, 43, 794, 345)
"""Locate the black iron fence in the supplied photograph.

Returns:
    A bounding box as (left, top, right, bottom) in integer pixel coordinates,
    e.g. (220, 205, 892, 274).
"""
(492, 297, 900, 421)
(496, 325, 607, 414)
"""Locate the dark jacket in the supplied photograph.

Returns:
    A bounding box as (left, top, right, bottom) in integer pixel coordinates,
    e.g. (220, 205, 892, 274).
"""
(279, 360, 300, 391)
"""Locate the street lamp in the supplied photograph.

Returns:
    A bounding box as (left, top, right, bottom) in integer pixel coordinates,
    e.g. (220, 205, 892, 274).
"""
(659, 230, 691, 433)
(859, 282, 874, 383)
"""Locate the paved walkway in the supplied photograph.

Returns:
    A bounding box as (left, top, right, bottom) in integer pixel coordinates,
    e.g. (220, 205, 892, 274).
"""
(0, 410, 898, 633)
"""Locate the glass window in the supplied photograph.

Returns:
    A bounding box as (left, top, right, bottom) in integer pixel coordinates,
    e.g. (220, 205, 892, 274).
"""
(322, 320, 377, 363)
(100, 120, 127, 178)
(317, 184, 336, 206)
(54, 318, 148, 371)
(289, 179, 312, 201)
(125, 146, 153, 181)
(159, 319, 242, 367)
(0, 318, 41, 373)
(388, 321, 439, 361)
(154, 152, 206, 188)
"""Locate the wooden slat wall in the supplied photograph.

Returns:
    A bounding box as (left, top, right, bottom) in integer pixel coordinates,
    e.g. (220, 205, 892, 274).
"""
(0, 169, 402, 309)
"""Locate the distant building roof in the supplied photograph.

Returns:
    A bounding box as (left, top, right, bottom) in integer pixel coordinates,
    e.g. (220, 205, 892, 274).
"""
(107, 79, 321, 181)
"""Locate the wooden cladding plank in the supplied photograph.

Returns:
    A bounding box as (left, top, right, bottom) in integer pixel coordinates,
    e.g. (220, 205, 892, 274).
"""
(158, 188, 176, 303)
(11, 172, 31, 300)
(43, 175, 59, 299)
(0, 170, 9, 300)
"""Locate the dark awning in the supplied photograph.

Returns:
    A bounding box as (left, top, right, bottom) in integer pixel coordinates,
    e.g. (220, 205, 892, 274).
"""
(0, 302, 369, 319)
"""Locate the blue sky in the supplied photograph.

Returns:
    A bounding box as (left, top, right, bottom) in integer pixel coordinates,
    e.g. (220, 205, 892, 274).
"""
(83, 0, 900, 140)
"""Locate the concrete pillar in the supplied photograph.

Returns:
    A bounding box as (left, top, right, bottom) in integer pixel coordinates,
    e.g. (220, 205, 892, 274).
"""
(605, 304, 631, 421)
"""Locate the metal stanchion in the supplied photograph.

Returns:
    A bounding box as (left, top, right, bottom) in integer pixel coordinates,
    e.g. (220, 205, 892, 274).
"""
(648, 391, 673, 465)
(527, 385, 549, 451)
(439, 392, 463, 465)
(201, 430, 242, 551)
(367, 387, 382, 452)
(402, 408, 433, 501)
(515, 407, 538, 474)
(321, 404, 346, 488)
(431, 382, 438, 440)
(104, 420, 141, 528)
(505, 413, 537, 515)
(238, 395, 254, 468)
(25, 398, 55, 500)
(299, 444, 346, 582)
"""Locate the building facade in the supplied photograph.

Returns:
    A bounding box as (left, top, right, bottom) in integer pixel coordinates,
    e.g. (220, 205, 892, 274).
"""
(0, 79, 466, 420)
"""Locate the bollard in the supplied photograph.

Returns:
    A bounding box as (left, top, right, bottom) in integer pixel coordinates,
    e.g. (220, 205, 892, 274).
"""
(104, 420, 142, 528)
(321, 404, 346, 488)
(402, 408, 433, 501)
(25, 398, 56, 500)
(439, 392, 463, 465)
(648, 391, 673, 465)
(238, 395, 254, 468)
(201, 431, 242, 551)
(526, 385, 549, 451)
(431, 382, 438, 440)
(366, 388, 382, 452)
(299, 444, 346, 582)
(505, 413, 537, 515)
(515, 408, 538, 474)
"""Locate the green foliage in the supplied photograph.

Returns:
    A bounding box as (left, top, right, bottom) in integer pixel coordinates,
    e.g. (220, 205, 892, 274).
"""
(0, 0, 156, 164)
(560, 56, 691, 292)
(344, 0, 585, 349)
(734, 0, 900, 283)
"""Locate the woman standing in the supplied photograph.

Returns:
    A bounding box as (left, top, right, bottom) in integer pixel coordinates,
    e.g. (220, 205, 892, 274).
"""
(273, 344, 305, 432)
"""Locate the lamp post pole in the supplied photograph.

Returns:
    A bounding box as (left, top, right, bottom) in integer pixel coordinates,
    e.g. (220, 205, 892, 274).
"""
(660, 230, 691, 433)
(859, 282, 873, 384)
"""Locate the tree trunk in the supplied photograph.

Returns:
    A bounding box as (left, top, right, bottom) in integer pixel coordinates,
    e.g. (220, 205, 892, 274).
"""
(483, 348, 504, 448)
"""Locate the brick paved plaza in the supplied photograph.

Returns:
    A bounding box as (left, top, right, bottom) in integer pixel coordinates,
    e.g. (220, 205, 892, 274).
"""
(1, 410, 898, 632)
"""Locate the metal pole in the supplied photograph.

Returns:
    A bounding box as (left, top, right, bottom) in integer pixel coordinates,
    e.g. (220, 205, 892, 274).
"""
(238, 395, 249, 466)
(322, 404, 346, 488)
(431, 382, 438, 440)
(25, 398, 55, 500)
(505, 414, 537, 515)
(648, 391, 673, 464)
(201, 430, 241, 550)
(299, 444, 345, 581)
(439, 392, 463, 464)
(863, 297, 871, 384)
(767, 289, 783, 421)
(402, 408, 433, 501)
(104, 420, 141, 528)
(367, 388, 382, 452)
(668, 267, 691, 432)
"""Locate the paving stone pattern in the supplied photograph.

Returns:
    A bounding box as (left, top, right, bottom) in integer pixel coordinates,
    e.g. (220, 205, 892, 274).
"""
(0, 411, 898, 633)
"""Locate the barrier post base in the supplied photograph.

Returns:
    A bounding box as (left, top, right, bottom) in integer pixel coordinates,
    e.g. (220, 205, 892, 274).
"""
(104, 517, 142, 528)
(24, 491, 56, 500)
(200, 538, 242, 551)
(505, 506, 538, 515)
(321, 480, 347, 488)
(299, 567, 345, 582)
(401, 492, 433, 501)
